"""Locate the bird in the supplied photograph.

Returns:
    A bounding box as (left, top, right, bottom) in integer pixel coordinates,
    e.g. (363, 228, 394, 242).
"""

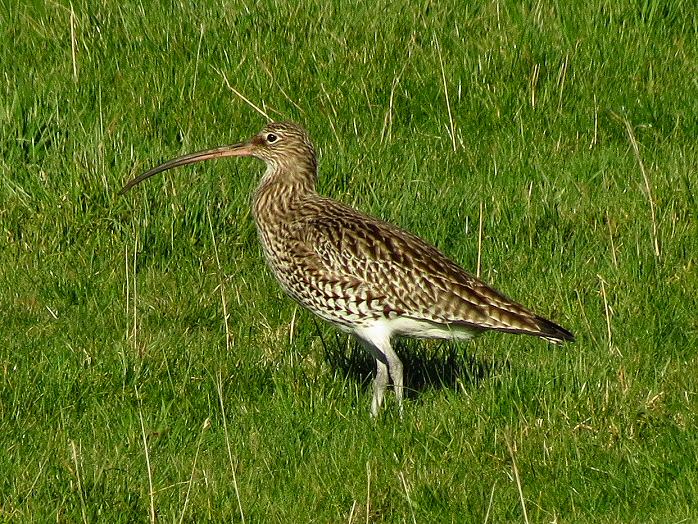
(120, 121, 574, 416)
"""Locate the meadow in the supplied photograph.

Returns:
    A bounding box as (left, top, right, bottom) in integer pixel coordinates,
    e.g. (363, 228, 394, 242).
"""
(1, 0, 696, 521)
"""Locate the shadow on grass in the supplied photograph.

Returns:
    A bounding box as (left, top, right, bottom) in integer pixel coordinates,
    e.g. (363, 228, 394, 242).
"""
(315, 323, 509, 400)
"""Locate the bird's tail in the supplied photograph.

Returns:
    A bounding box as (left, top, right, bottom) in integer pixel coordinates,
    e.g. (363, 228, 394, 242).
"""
(533, 315, 575, 344)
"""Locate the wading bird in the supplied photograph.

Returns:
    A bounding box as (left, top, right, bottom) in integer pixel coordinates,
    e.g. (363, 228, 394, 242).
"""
(120, 122, 573, 416)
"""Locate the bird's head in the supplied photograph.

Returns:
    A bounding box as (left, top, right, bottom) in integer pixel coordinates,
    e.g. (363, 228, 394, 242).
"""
(118, 121, 317, 195)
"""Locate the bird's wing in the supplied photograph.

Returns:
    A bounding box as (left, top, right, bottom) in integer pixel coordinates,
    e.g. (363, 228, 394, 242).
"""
(290, 197, 573, 342)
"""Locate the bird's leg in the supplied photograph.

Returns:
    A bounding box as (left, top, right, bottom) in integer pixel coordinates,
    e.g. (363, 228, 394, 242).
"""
(372, 357, 389, 417)
(355, 336, 389, 416)
(382, 343, 404, 416)
(355, 330, 404, 417)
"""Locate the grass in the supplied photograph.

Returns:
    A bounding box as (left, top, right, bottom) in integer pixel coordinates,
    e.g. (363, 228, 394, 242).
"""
(1, 0, 697, 521)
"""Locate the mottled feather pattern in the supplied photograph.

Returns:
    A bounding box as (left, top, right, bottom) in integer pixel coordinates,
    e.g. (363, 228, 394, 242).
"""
(254, 164, 571, 343)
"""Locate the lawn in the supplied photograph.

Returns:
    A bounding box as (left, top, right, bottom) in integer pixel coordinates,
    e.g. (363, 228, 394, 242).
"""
(1, 0, 697, 521)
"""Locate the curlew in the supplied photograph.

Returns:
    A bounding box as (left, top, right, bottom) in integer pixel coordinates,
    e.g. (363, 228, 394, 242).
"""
(120, 122, 574, 416)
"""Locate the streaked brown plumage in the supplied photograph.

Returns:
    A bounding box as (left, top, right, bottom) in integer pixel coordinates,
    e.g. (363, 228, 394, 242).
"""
(120, 121, 574, 416)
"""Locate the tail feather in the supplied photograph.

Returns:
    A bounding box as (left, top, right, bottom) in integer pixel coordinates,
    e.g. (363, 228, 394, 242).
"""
(534, 315, 575, 344)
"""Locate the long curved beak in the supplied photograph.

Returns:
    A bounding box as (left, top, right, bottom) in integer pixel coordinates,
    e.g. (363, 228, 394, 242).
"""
(118, 141, 254, 195)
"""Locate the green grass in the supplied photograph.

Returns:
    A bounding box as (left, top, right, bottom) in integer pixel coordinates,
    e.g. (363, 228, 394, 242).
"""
(1, 0, 697, 521)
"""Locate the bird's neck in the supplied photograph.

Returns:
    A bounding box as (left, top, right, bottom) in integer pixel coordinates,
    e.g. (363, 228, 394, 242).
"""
(253, 164, 318, 225)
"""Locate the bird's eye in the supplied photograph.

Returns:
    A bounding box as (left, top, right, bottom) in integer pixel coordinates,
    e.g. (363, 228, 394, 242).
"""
(266, 133, 278, 143)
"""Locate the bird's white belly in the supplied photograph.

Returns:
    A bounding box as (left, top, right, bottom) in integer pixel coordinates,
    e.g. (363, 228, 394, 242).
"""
(377, 316, 479, 341)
